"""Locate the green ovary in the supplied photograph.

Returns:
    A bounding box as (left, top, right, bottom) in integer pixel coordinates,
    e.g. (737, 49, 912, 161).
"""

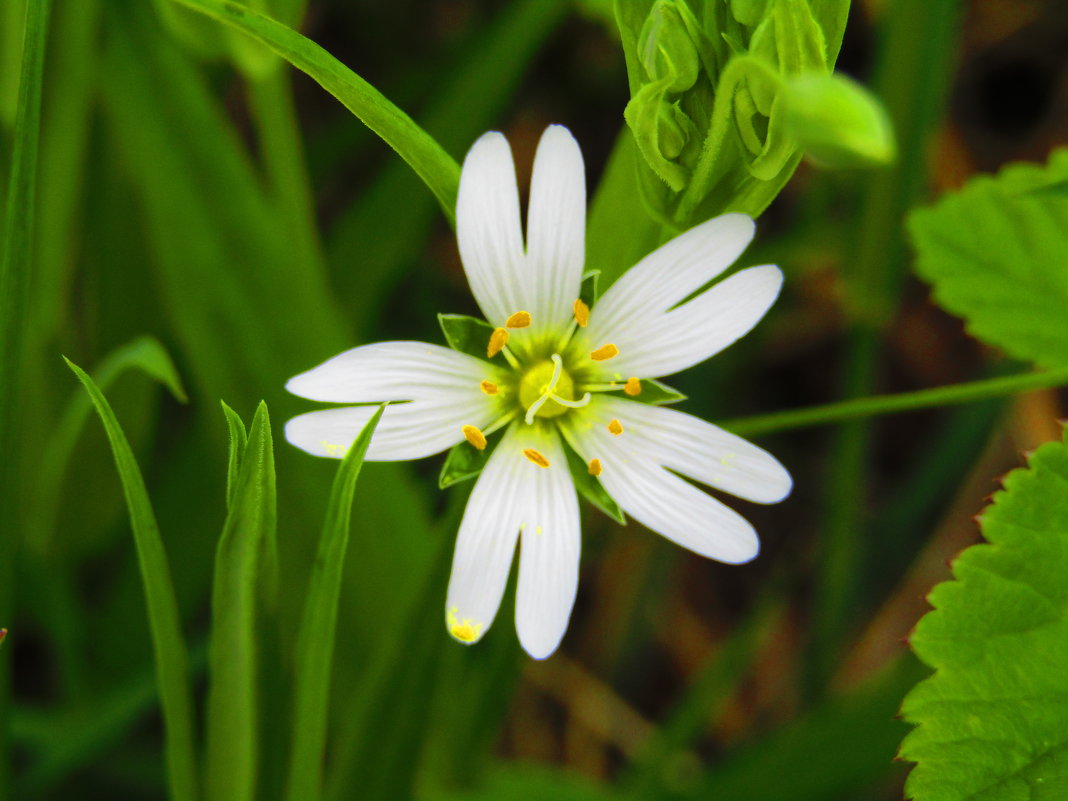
(518, 359, 575, 420)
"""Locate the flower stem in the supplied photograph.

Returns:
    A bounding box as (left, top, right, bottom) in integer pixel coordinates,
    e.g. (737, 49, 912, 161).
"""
(721, 366, 1068, 438)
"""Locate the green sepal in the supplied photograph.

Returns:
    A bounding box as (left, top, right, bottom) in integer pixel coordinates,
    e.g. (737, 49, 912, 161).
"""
(602, 378, 687, 406)
(439, 427, 506, 490)
(563, 443, 626, 525)
(579, 270, 601, 308)
(438, 313, 495, 361)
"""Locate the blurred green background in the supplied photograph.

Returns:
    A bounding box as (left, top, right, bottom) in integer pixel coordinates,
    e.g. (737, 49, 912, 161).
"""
(2, 0, 1067, 799)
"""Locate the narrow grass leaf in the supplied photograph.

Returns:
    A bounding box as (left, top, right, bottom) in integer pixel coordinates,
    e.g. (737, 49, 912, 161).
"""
(205, 401, 276, 801)
(220, 401, 249, 512)
(62, 357, 198, 801)
(285, 404, 384, 801)
(901, 426, 1068, 800)
(168, 0, 460, 222)
(27, 336, 187, 553)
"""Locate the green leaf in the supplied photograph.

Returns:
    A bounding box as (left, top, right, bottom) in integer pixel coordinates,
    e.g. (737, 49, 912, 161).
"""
(901, 426, 1068, 801)
(205, 401, 276, 801)
(26, 336, 187, 553)
(284, 405, 384, 801)
(579, 270, 601, 309)
(169, 0, 460, 222)
(909, 148, 1068, 369)
(63, 357, 198, 801)
(562, 442, 625, 525)
(438, 313, 496, 360)
(439, 437, 492, 490)
(220, 401, 249, 512)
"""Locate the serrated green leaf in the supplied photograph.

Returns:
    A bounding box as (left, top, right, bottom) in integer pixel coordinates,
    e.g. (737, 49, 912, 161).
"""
(439, 438, 492, 490)
(285, 404, 383, 801)
(63, 357, 198, 801)
(901, 426, 1068, 801)
(206, 401, 276, 801)
(563, 442, 625, 525)
(909, 148, 1068, 369)
(438, 313, 496, 360)
(168, 0, 460, 222)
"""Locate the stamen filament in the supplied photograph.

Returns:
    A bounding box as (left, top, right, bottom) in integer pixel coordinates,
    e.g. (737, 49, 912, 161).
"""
(483, 410, 518, 437)
(500, 346, 520, 370)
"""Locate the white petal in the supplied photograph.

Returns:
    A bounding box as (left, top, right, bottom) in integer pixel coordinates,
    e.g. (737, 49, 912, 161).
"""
(524, 125, 586, 335)
(586, 265, 782, 379)
(586, 213, 755, 340)
(581, 397, 791, 503)
(561, 403, 762, 564)
(445, 424, 531, 645)
(512, 429, 580, 659)
(285, 394, 498, 461)
(600, 458, 759, 564)
(286, 341, 500, 403)
(456, 132, 527, 326)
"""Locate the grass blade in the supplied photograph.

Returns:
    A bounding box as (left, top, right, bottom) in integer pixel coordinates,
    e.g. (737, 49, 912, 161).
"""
(220, 401, 249, 512)
(62, 357, 198, 801)
(26, 336, 187, 554)
(284, 404, 384, 801)
(169, 0, 460, 222)
(205, 401, 276, 801)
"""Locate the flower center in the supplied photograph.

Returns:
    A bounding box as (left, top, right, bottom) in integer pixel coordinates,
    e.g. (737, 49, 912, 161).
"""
(519, 356, 575, 420)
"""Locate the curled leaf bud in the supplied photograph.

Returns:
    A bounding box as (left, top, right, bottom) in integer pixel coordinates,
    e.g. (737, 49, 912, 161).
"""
(781, 73, 897, 168)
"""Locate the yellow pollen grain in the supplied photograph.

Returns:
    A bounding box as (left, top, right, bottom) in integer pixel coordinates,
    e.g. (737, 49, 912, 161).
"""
(450, 621, 479, 642)
(480, 380, 499, 395)
(523, 448, 550, 468)
(590, 343, 619, 361)
(573, 298, 590, 327)
(607, 419, 624, 436)
(487, 327, 509, 358)
(588, 458, 603, 477)
(505, 310, 531, 328)
(462, 424, 487, 450)
(624, 377, 641, 396)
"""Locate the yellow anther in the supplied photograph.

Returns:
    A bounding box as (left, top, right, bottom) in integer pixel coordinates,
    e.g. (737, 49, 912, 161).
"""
(462, 424, 487, 450)
(588, 458, 603, 477)
(607, 419, 624, 436)
(573, 298, 590, 328)
(487, 327, 509, 358)
(523, 448, 550, 468)
(505, 310, 532, 329)
(590, 343, 619, 361)
(480, 380, 499, 395)
(624, 377, 641, 396)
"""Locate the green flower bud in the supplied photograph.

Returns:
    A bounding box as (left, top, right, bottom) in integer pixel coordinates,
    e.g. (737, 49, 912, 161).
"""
(781, 73, 897, 168)
(730, 0, 770, 27)
(638, 1, 701, 93)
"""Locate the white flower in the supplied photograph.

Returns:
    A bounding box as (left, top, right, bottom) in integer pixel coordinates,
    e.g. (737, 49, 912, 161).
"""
(285, 125, 791, 659)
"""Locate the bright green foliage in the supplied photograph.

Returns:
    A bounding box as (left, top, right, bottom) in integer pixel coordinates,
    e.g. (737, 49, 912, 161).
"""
(206, 402, 277, 801)
(910, 148, 1068, 369)
(285, 405, 383, 801)
(615, 0, 851, 230)
(169, 0, 462, 223)
(63, 357, 199, 801)
(439, 313, 498, 360)
(440, 436, 494, 489)
(901, 427, 1068, 800)
(221, 401, 250, 512)
(563, 445, 626, 524)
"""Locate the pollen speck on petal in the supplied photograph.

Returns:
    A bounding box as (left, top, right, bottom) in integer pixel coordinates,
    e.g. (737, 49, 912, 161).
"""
(487, 327, 509, 358)
(607, 419, 623, 436)
(573, 298, 589, 327)
(523, 448, 550, 468)
(462, 424, 487, 450)
(506, 310, 531, 329)
(624, 377, 641, 396)
(588, 458, 602, 476)
(480, 380, 499, 395)
(590, 343, 619, 361)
